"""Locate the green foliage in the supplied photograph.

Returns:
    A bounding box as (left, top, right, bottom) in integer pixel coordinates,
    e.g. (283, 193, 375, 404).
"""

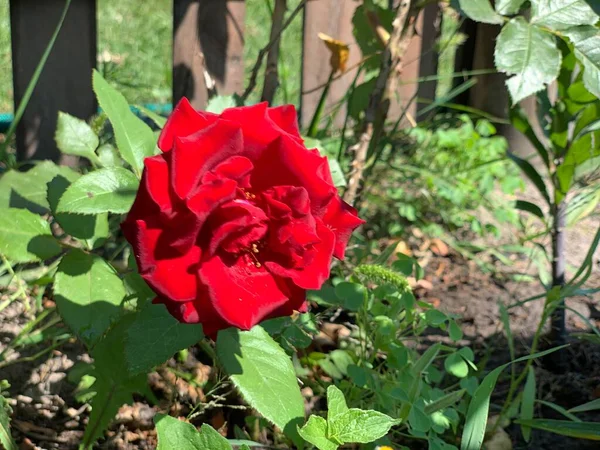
(0, 392, 17, 450)
(216, 326, 305, 447)
(56, 167, 139, 214)
(54, 249, 126, 347)
(0, 208, 61, 263)
(515, 419, 600, 440)
(373, 115, 521, 236)
(55, 112, 101, 165)
(457, 0, 504, 24)
(298, 386, 399, 450)
(155, 415, 231, 450)
(0, 161, 79, 214)
(124, 304, 204, 375)
(520, 367, 536, 442)
(92, 70, 156, 177)
(495, 17, 561, 103)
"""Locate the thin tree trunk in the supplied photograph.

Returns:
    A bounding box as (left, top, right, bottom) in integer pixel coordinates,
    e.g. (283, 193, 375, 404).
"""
(549, 199, 567, 370)
(261, 0, 287, 104)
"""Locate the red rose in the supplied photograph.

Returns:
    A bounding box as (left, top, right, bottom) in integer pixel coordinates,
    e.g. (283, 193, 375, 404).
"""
(122, 99, 364, 337)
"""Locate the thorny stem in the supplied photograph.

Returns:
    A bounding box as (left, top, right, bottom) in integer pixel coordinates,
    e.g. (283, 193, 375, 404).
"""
(242, 0, 307, 102)
(307, 70, 334, 138)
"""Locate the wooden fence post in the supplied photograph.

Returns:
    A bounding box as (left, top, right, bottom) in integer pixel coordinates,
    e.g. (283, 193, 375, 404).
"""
(173, 0, 246, 110)
(300, 1, 440, 130)
(10, 0, 97, 164)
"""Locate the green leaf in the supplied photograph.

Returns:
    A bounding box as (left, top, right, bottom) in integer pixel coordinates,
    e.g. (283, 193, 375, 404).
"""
(298, 416, 338, 450)
(495, 17, 561, 104)
(155, 414, 232, 450)
(55, 112, 101, 164)
(0, 395, 18, 450)
(569, 398, 600, 413)
(0, 208, 61, 263)
(0, 161, 79, 214)
(515, 200, 545, 220)
(508, 152, 551, 205)
(537, 400, 582, 422)
(567, 185, 600, 226)
(124, 304, 204, 375)
(57, 167, 139, 214)
(93, 70, 156, 176)
(515, 419, 600, 440)
(47, 175, 109, 248)
(334, 282, 366, 311)
(216, 326, 305, 447)
(408, 403, 431, 433)
(97, 144, 122, 167)
(327, 158, 347, 187)
(498, 304, 516, 361)
(520, 367, 536, 442)
(564, 26, 600, 99)
(135, 105, 167, 128)
(206, 95, 238, 114)
(327, 386, 349, 421)
(509, 104, 550, 168)
(531, 0, 599, 31)
(352, 5, 394, 70)
(458, 0, 504, 24)
(496, 0, 526, 15)
(461, 346, 568, 450)
(444, 353, 469, 378)
(424, 390, 466, 415)
(54, 249, 125, 347)
(449, 320, 463, 342)
(328, 408, 399, 444)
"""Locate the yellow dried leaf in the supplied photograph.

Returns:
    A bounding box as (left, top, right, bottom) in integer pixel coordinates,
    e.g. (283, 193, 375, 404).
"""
(318, 32, 350, 73)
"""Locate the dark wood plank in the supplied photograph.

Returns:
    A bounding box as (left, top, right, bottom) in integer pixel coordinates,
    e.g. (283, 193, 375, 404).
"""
(173, 0, 245, 110)
(10, 0, 97, 163)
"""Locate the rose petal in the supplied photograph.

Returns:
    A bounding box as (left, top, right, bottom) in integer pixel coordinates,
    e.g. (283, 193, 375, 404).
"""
(267, 105, 302, 140)
(202, 155, 254, 188)
(322, 195, 365, 260)
(199, 253, 291, 330)
(158, 97, 217, 151)
(171, 120, 243, 199)
(265, 219, 334, 290)
(251, 136, 336, 216)
(131, 220, 201, 302)
(207, 200, 269, 255)
(264, 280, 308, 320)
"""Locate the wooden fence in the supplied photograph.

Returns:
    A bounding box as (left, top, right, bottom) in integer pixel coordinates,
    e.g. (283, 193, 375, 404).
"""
(7, 0, 521, 163)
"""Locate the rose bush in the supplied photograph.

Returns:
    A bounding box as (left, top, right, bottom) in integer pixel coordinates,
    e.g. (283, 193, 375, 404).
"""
(122, 99, 364, 337)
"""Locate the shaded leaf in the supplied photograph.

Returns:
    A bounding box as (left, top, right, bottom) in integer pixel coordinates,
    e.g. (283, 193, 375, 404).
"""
(515, 419, 600, 440)
(47, 175, 109, 248)
(0, 161, 79, 214)
(54, 249, 125, 347)
(507, 152, 551, 205)
(515, 200, 545, 220)
(0, 208, 61, 263)
(124, 304, 204, 375)
(520, 367, 536, 442)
